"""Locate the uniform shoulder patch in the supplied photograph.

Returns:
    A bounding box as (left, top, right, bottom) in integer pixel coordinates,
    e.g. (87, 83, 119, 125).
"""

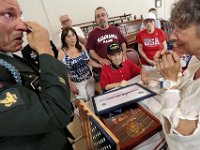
(0, 88, 25, 112)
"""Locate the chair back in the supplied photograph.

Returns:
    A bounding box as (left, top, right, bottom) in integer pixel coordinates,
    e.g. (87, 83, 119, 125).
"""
(77, 100, 120, 150)
(126, 49, 141, 66)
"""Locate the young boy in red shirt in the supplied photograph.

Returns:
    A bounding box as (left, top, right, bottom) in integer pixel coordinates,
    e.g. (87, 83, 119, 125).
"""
(100, 43, 144, 92)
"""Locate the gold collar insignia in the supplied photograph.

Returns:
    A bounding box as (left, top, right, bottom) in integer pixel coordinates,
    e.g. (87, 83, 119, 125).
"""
(58, 76, 66, 85)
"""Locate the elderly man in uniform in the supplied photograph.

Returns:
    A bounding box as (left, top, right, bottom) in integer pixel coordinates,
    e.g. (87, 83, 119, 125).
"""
(0, 0, 72, 149)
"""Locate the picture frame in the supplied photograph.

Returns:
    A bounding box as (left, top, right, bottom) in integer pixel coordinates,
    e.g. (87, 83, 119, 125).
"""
(92, 83, 156, 115)
(155, 0, 162, 8)
(101, 103, 162, 150)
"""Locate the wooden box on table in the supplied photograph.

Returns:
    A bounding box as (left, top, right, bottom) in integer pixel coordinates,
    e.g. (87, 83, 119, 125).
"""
(92, 83, 162, 150)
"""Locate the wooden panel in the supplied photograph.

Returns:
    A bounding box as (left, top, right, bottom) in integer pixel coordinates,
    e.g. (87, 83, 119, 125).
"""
(77, 100, 120, 150)
(101, 103, 161, 150)
(117, 19, 143, 46)
(125, 33, 137, 45)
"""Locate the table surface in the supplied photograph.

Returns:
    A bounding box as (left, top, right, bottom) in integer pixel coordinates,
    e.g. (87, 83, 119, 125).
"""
(85, 67, 165, 150)
(124, 68, 165, 150)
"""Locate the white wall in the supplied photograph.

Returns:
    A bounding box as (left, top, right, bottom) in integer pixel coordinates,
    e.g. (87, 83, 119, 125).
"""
(18, 0, 176, 46)
(164, 0, 177, 19)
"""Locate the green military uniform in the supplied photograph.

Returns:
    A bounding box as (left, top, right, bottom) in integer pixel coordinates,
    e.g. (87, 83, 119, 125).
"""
(0, 53, 72, 150)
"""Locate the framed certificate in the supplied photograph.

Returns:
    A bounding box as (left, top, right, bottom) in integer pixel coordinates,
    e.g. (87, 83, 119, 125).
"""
(92, 83, 156, 115)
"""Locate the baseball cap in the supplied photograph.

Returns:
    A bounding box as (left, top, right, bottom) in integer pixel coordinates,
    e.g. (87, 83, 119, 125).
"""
(107, 43, 122, 55)
(144, 12, 156, 21)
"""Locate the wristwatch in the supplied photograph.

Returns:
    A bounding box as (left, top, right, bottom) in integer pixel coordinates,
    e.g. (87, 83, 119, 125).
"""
(163, 80, 178, 90)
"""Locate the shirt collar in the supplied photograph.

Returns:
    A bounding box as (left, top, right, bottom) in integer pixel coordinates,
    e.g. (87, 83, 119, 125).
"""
(111, 63, 123, 70)
(0, 51, 13, 57)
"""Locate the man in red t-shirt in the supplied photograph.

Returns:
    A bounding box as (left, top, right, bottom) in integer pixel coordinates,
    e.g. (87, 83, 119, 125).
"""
(86, 7, 127, 66)
(100, 43, 144, 92)
(137, 12, 167, 66)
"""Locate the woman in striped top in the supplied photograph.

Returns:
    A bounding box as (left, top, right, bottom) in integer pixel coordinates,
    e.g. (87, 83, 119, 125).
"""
(58, 27, 101, 101)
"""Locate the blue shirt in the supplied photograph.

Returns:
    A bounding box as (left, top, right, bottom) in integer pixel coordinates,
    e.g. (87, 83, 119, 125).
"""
(62, 50, 92, 83)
